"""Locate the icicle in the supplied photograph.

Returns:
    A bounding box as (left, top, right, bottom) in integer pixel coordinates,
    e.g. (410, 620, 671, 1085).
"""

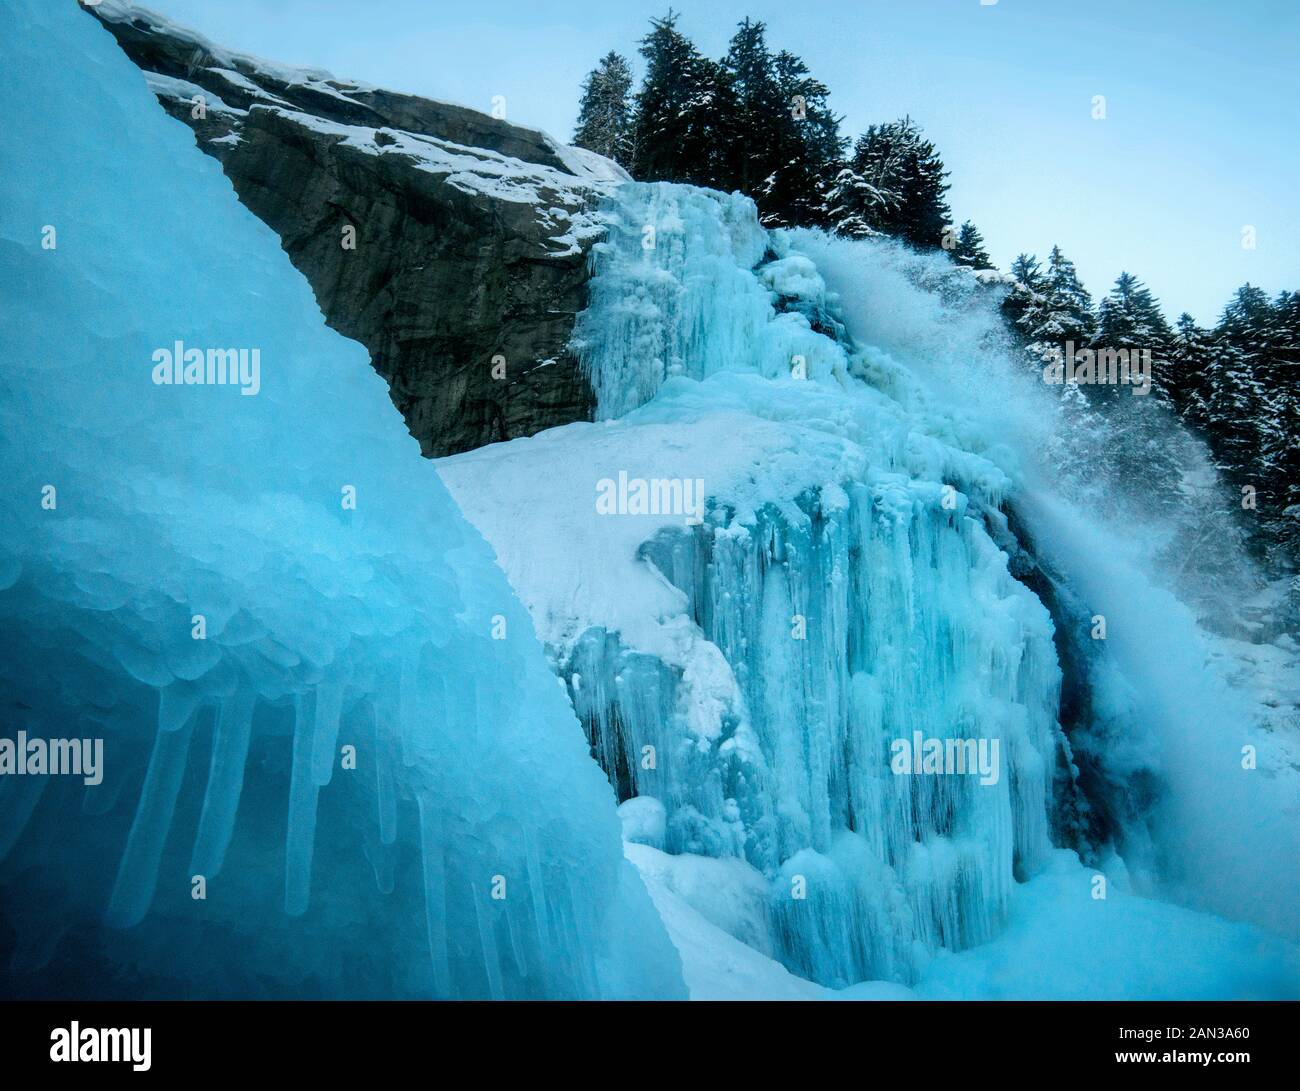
(472, 882, 505, 1000)
(399, 649, 420, 767)
(283, 693, 321, 917)
(372, 701, 397, 846)
(504, 900, 528, 979)
(105, 711, 196, 929)
(189, 688, 256, 878)
(0, 772, 47, 864)
(415, 794, 451, 996)
(521, 825, 550, 950)
(562, 868, 600, 999)
(310, 679, 345, 786)
(365, 836, 395, 895)
(82, 763, 126, 817)
(158, 682, 202, 733)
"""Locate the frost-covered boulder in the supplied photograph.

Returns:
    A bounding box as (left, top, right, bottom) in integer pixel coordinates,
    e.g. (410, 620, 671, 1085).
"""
(0, 0, 683, 1000)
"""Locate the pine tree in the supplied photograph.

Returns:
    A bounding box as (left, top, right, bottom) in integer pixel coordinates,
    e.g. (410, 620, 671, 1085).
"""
(1000, 253, 1048, 364)
(1009, 253, 1042, 284)
(1000, 247, 1097, 367)
(769, 49, 844, 227)
(825, 164, 897, 240)
(830, 117, 951, 249)
(631, 12, 731, 189)
(1216, 282, 1274, 355)
(1041, 245, 1096, 347)
(1202, 284, 1297, 564)
(1091, 271, 1174, 406)
(1095, 272, 1172, 350)
(601, 15, 845, 225)
(573, 51, 634, 167)
(1167, 312, 1216, 428)
(1262, 290, 1300, 567)
(950, 220, 992, 269)
(1022, 269, 1182, 515)
(702, 23, 845, 228)
(718, 19, 788, 201)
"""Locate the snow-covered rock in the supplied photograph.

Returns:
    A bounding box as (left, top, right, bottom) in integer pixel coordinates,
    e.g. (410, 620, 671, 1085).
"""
(88, 0, 628, 456)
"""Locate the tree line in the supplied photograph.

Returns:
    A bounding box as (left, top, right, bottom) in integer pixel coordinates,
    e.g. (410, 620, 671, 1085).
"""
(1002, 257, 1298, 568)
(572, 11, 1298, 571)
(574, 11, 950, 241)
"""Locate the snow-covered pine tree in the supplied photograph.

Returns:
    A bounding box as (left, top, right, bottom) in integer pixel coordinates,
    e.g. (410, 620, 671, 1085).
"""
(1092, 271, 1174, 409)
(1000, 247, 1097, 369)
(1200, 284, 1300, 567)
(1259, 290, 1300, 568)
(830, 117, 951, 250)
(708, 22, 845, 229)
(718, 19, 788, 206)
(1009, 253, 1041, 283)
(999, 252, 1051, 365)
(770, 49, 844, 228)
(1041, 245, 1097, 347)
(1167, 313, 1216, 428)
(1089, 273, 1185, 508)
(572, 51, 634, 167)
(1204, 285, 1271, 502)
(1096, 272, 1173, 352)
(825, 164, 896, 240)
(951, 220, 993, 269)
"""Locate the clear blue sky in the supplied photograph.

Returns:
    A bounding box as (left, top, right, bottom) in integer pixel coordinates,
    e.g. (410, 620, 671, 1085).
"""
(132, 0, 1298, 325)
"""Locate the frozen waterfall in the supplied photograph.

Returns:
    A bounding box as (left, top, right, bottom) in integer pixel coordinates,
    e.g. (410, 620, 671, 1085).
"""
(1, 0, 1294, 1003)
(440, 181, 1299, 996)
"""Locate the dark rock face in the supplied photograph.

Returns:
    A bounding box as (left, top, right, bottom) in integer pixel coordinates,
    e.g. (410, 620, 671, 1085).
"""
(90, 3, 616, 455)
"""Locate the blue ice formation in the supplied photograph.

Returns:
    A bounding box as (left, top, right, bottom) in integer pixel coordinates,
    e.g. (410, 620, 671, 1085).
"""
(543, 180, 1297, 991)
(2, 0, 1295, 1004)
(0, 0, 684, 1000)
(564, 183, 1065, 985)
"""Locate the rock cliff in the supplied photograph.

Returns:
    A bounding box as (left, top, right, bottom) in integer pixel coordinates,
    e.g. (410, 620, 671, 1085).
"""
(90, 1, 622, 454)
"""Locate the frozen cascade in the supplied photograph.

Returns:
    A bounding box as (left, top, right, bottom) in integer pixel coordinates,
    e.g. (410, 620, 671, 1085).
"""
(0, 0, 684, 1000)
(573, 182, 851, 418)
(8, 3, 1293, 1000)
(450, 183, 1075, 987)
(640, 487, 1063, 985)
(455, 178, 1295, 989)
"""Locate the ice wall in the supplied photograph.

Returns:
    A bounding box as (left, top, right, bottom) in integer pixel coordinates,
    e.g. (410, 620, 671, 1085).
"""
(443, 179, 1300, 992)
(800, 229, 1300, 944)
(446, 183, 1074, 987)
(573, 183, 850, 417)
(0, 0, 684, 1000)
